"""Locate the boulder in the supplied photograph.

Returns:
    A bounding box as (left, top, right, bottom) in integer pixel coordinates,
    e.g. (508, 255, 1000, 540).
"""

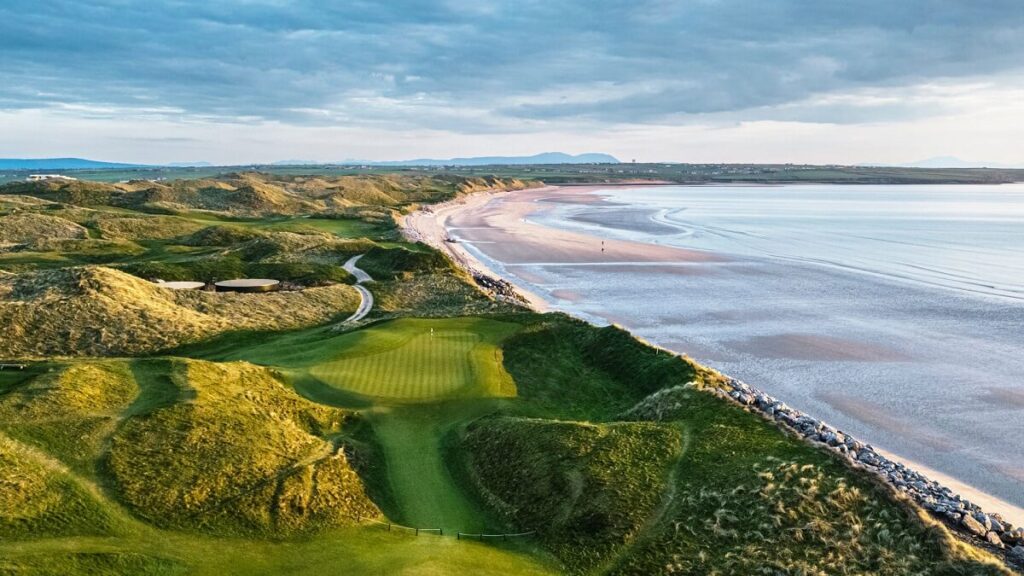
(973, 512, 993, 532)
(985, 531, 1004, 548)
(961, 514, 987, 538)
(1009, 546, 1024, 566)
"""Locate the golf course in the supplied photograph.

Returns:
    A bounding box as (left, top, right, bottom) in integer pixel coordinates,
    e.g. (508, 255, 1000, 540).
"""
(0, 173, 1015, 575)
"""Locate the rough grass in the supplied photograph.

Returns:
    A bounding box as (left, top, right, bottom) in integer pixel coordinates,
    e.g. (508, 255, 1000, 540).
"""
(0, 362, 137, 477)
(0, 172, 534, 218)
(0, 266, 360, 358)
(373, 272, 520, 317)
(357, 244, 453, 280)
(458, 417, 683, 573)
(502, 315, 712, 421)
(107, 359, 379, 536)
(496, 317, 1010, 575)
(0, 552, 185, 576)
(309, 317, 519, 401)
(0, 433, 121, 540)
(0, 212, 88, 247)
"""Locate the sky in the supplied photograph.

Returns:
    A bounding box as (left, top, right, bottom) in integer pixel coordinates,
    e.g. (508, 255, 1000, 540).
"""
(1, 1, 1023, 165)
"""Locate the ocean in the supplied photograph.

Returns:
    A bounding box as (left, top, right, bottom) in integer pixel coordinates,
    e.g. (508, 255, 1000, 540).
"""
(453, 183, 1024, 509)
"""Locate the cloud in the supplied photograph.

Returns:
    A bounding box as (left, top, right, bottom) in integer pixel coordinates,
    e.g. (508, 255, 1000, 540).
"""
(1, 0, 1022, 132)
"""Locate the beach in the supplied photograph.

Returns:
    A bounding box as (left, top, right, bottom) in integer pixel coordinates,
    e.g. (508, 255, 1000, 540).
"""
(403, 183, 1024, 528)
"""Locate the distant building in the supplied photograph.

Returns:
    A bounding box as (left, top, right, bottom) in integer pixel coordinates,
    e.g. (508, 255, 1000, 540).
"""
(26, 174, 77, 182)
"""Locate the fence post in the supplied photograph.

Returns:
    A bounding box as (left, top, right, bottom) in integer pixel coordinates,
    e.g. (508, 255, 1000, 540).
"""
(388, 523, 391, 532)
(415, 528, 419, 536)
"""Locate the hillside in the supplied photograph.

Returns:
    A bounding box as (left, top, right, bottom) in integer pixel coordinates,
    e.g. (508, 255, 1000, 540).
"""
(0, 266, 360, 357)
(0, 172, 537, 217)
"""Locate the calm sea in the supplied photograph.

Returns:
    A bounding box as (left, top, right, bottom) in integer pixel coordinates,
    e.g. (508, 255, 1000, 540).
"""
(462, 183, 1024, 508)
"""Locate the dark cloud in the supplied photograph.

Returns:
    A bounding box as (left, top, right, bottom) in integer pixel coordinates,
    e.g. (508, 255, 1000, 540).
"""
(1, 0, 1021, 128)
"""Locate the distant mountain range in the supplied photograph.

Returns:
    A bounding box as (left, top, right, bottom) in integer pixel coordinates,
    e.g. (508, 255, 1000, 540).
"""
(0, 152, 619, 171)
(0, 158, 147, 170)
(867, 156, 1022, 169)
(364, 152, 620, 166)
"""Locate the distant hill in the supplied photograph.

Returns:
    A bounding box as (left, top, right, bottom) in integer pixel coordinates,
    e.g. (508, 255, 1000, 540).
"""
(866, 156, 1021, 169)
(367, 152, 619, 166)
(0, 158, 147, 170)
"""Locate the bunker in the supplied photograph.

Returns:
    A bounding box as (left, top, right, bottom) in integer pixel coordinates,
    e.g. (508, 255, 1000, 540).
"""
(214, 279, 280, 293)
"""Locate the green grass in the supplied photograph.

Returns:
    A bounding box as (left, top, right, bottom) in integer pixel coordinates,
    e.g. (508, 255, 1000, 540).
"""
(457, 417, 685, 573)
(0, 526, 558, 576)
(183, 317, 520, 403)
(487, 317, 1008, 575)
(370, 404, 504, 533)
(309, 318, 519, 401)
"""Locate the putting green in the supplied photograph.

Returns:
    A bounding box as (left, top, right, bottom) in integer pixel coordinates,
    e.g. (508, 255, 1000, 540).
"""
(309, 318, 519, 401)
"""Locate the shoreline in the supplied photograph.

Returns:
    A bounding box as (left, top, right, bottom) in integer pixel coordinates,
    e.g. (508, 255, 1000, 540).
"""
(401, 183, 1024, 554)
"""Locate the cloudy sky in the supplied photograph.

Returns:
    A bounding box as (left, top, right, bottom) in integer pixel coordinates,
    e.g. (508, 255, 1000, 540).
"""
(1, 1, 1023, 165)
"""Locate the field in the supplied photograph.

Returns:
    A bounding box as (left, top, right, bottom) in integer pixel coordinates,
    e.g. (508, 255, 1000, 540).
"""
(0, 170, 1016, 575)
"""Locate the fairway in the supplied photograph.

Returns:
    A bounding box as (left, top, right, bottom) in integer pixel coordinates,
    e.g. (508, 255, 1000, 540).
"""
(309, 318, 519, 401)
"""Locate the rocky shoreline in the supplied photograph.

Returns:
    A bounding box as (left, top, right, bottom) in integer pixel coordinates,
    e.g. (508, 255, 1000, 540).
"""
(715, 377, 1024, 568)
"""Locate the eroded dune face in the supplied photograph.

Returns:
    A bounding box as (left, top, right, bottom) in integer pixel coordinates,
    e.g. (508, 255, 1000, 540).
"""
(0, 266, 359, 358)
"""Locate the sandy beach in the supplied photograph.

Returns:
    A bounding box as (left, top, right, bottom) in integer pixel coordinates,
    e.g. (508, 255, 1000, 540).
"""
(402, 183, 1024, 529)
(402, 185, 722, 311)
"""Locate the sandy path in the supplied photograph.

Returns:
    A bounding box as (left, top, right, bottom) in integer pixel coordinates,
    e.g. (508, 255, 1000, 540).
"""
(341, 254, 374, 323)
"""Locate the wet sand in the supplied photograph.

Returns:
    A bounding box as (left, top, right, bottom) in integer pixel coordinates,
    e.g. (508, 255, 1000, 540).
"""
(402, 183, 1024, 528)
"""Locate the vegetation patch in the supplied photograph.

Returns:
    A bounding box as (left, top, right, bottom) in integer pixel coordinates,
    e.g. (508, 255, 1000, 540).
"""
(0, 362, 137, 476)
(0, 552, 186, 576)
(502, 316, 709, 420)
(0, 433, 120, 539)
(107, 359, 379, 535)
(0, 266, 359, 357)
(458, 417, 683, 573)
(357, 245, 452, 279)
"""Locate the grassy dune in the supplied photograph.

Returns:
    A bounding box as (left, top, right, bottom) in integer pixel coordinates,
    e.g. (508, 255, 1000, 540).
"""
(0, 266, 360, 358)
(107, 359, 379, 536)
(464, 316, 1010, 575)
(459, 417, 684, 573)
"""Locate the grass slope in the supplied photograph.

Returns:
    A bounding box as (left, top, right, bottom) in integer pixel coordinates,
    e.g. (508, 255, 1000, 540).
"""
(0, 266, 359, 357)
(107, 359, 379, 536)
(458, 417, 684, 573)
(485, 317, 1009, 575)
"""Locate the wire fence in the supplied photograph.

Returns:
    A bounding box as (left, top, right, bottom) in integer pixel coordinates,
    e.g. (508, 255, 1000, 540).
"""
(359, 515, 534, 542)
(456, 530, 536, 541)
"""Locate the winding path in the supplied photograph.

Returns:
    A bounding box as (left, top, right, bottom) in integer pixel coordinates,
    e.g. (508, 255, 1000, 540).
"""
(342, 254, 374, 323)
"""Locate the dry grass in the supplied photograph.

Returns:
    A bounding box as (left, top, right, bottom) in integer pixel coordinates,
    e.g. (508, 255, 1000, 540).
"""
(107, 359, 380, 535)
(0, 362, 137, 476)
(0, 213, 89, 248)
(0, 433, 120, 539)
(88, 215, 205, 240)
(0, 266, 360, 358)
(1, 173, 537, 218)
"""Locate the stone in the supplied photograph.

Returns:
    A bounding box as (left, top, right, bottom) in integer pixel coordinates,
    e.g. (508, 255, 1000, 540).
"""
(1003, 528, 1024, 544)
(985, 531, 1004, 548)
(960, 514, 987, 538)
(1009, 546, 1024, 565)
(972, 512, 992, 532)
(988, 517, 1005, 533)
